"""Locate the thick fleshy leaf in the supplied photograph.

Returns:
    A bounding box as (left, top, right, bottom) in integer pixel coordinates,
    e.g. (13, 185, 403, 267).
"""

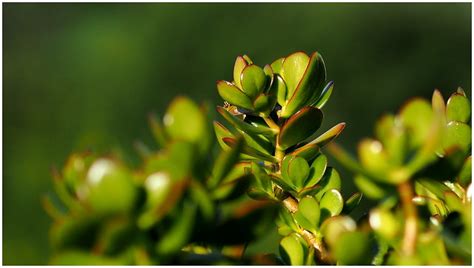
(280, 52, 309, 100)
(295, 196, 320, 232)
(312, 81, 334, 109)
(369, 208, 399, 240)
(217, 106, 276, 138)
(399, 98, 434, 149)
(241, 65, 267, 99)
(284, 156, 310, 189)
(358, 138, 390, 175)
(333, 231, 373, 265)
(281, 52, 326, 118)
(83, 159, 137, 215)
(319, 189, 343, 221)
(305, 154, 327, 187)
(164, 97, 208, 144)
(432, 89, 446, 116)
(458, 156, 471, 186)
(320, 215, 357, 247)
(148, 113, 168, 147)
(239, 130, 273, 156)
(156, 203, 196, 255)
(354, 175, 387, 200)
(271, 57, 284, 74)
(289, 143, 320, 161)
(233, 56, 248, 89)
(279, 233, 308, 265)
(217, 81, 254, 110)
(303, 122, 346, 149)
(447, 93, 471, 123)
(342, 192, 363, 214)
(222, 137, 277, 163)
(208, 137, 244, 188)
(442, 121, 471, 154)
(253, 93, 277, 116)
(213, 121, 234, 150)
(314, 167, 341, 200)
(271, 74, 288, 107)
(250, 162, 273, 193)
(278, 106, 323, 150)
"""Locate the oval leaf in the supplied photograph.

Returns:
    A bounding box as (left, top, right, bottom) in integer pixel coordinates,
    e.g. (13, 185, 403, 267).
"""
(217, 81, 254, 110)
(240, 65, 267, 99)
(447, 93, 471, 123)
(278, 106, 323, 150)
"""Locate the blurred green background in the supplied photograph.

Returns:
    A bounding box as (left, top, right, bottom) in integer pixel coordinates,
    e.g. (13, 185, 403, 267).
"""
(3, 3, 471, 264)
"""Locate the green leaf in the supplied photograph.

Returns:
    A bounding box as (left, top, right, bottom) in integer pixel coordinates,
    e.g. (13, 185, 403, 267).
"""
(447, 93, 471, 123)
(164, 97, 208, 144)
(369, 208, 399, 240)
(442, 121, 471, 154)
(148, 113, 168, 147)
(233, 56, 248, 89)
(333, 231, 373, 265)
(83, 159, 137, 215)
(289, 143, 320, 161)
(312, 81, 334, 109)
(320, 215, 357, 247)
(319, 189, 343, 221)
(279, 233, 308, 265)
(287, 156, 310, 189)
(302, 122, 346, 149)
(281, 52, 326, 118)
(314, 167, 341, 200)
(209, 137, 244, 188)
(51, 250, 123, 265)
(156, 202, 197, 255)
(296, 196, 320, 233)
(458, 156, 471, 186)
(358, 138, 390, 176)
(342, 192, 363, 214)
(305, 154, 327, 187)
(273, 74, 288, 107)
(222, 137, 277, 163)
(253, 93, 276, 116)
(278, 106, 323, 150)
(354, 175, 387, 200)
(213, 121, 234, 150)
(241, 64, 267, 99)
(399, 98, 434, 149)
(217, 81, 254, 110)
(271, 57, 284, 74)
(280, 52, 310, 101)
(217, 106, 276, 138)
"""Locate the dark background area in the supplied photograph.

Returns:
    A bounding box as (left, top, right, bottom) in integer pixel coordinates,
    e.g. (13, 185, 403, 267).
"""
(3, 3, 471, 264)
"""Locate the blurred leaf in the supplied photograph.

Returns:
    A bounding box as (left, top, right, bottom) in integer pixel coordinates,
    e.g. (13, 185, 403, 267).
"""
(209, 137, 244, 188)
(342, 192, 363, 214)
(164, 97, 208, 144)
(399, 98, 434, 149)
(50, 250, 123, 265)
(442, 121, 471, 154)
(354, 174, 387, 200)
(447, 93, 471, 123)
(369, 208, 399, 240)
(333, 231, 373, 265)
(156, 202, 197, 256)
(320, 215, 356, 247)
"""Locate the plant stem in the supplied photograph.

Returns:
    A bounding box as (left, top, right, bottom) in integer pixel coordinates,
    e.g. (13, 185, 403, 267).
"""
(282, 196, 332, 264)
(263, 116, 280, 131)
(398, 180, 417, 256)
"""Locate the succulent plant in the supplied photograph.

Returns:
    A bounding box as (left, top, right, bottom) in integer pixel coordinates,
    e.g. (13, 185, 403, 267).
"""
(45, 51, 471, 265)
(214, 52, 375, 265)
(328, 88, 472, 265)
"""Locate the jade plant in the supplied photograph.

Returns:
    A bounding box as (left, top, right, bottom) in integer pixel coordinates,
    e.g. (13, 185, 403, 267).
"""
(44, 51, 471, 265)
(328, 88, 472, 265)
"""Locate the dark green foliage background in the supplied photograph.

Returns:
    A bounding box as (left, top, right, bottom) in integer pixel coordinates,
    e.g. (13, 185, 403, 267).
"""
(3, 3, 471, 264)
